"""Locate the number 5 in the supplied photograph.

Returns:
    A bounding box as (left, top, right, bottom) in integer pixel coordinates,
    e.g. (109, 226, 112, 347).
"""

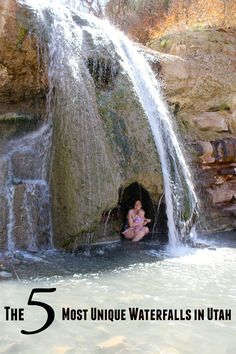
(21, 288, 56, 335)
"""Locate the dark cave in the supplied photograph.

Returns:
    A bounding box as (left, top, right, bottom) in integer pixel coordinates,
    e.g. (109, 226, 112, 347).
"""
(118, 182, 168, 241)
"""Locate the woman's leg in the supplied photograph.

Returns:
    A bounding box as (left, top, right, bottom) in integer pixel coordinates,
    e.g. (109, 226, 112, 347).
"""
(122, 228, 136, 240)
(132, 227, 149, 242)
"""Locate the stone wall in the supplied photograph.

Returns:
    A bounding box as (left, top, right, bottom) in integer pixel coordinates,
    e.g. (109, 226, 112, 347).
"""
(149, 28, 236, 232)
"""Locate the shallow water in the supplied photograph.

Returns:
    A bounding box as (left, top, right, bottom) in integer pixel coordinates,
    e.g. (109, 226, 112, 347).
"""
(1, 233, 236, 354)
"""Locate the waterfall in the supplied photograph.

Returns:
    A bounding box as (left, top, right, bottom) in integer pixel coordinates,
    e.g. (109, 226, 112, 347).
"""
(79, 16, 199, 245)
(17, 0, 198, 247)
(1, 124, 53, 252)
(101, 25, 199, 246)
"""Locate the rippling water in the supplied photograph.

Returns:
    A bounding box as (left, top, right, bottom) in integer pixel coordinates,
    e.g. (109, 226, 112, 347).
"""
(1, 234, 236, 353)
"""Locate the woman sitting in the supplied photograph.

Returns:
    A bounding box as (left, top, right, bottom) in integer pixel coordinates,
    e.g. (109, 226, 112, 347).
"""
(122, 200, 151, 242)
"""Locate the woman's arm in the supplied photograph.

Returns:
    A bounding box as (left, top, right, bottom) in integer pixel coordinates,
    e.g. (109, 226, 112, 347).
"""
(127, 209, 136, 227)
(143, 218, 151, 225)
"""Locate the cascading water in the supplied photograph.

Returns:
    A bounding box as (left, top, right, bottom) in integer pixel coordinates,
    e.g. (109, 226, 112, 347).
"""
(17, 0, 198, 247)
(1, 124, 52, 252)
(104, 27, 199, 246)
(80, 16, 199, 246)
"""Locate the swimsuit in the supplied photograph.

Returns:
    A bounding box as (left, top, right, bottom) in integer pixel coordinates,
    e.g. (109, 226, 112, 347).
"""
(122, 214, 145, 235)
(133, 216, 144, 224)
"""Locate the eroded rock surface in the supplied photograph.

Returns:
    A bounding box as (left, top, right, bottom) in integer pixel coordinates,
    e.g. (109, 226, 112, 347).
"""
(51, 25, 163, 248)
(0, 0, 49, 251)
(149, 28, 236, 232)
(0, 1, 163, 250)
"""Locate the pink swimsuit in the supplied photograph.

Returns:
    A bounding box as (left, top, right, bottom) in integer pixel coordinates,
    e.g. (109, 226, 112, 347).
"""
(122, 214, 145, 235)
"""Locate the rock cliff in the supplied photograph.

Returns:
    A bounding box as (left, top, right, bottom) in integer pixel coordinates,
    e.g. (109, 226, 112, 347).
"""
(50, 21, 163, 248)
(149, 28, 236, 232)
(0, 1, 162, 250)
(0, 0, 49, 250)
(0, 0, 47, 115)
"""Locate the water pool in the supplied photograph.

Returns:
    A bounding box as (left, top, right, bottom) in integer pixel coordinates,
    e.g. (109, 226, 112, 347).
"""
(0, 234, 236, 354)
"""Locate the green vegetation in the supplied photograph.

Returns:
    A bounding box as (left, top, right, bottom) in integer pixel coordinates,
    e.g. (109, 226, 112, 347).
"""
(16, 26, 29, 49)
(218, 103, 230, 111)
(160, 38, 170, 49)
(0, 112, 33, 124)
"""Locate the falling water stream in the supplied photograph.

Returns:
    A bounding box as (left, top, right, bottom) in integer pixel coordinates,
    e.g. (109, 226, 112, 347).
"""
(110, 32, 198, 245)
(92, 20, 198, 245)
(17, 0, 197, 248)
(0, 123, 52, 251)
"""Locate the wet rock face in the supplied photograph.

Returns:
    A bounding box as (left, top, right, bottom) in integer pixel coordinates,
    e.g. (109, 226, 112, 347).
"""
(0, 112, 39, 140)
(0, 196, 8, 249)
(194, 139, 236, 231)
(11, 183, 51, 250)
(51, 25, 163, 249)
(0, 0, 50, 251)
(0, 2, 162, 251)
(86, 56, 120, 89)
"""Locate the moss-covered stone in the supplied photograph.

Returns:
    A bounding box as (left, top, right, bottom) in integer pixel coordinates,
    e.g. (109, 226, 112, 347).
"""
(0, 112, 38, 140)
(0, 112, 34, 123)
(51, 23, 163, 249)
(16, 26, 28, 48)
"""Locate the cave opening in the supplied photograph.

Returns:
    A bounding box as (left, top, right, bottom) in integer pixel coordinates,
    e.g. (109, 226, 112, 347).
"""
(119, 182, 154, 225)
(118, 182, 168, 241)
(101, 182, 168, 242)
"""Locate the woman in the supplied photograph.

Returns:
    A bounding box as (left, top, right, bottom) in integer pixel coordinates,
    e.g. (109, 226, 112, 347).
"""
(122, 200, 151, 242)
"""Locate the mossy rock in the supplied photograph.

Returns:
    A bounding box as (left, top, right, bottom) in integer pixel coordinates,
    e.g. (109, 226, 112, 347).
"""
(0, 112, 34, 124)
(160, 38, 170, 49)
(218, 103, 230, 112)
(16, 26, 29, 49)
